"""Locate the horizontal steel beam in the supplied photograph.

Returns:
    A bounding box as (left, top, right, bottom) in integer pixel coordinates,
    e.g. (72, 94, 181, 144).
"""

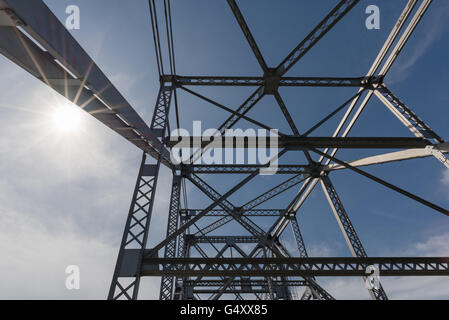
(184, 280, 308, 287)
(142, 257, 449, 277)
(185, 164, 308, 174)
(194, 289, 269, 294)
(169, 75, 380, 87)
(167, 136, 430, 149)
(191, 236, 260, 244)
(180, 209, 284, 217)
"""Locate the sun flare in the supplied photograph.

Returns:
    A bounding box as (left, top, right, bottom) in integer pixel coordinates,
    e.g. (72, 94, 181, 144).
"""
(51, 104, 82, 133)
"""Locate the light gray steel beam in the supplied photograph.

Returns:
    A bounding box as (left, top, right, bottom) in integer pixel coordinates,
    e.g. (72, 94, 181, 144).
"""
(315, 0, 421, 166)
(377, 0, 432, 77)
(320, 0, 430, 166)
(312, 147, 449, 217)
(326, 142, 449, 171)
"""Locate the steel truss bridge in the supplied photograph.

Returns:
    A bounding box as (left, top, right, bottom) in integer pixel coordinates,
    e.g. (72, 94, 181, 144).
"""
(1, 0, 449, 300)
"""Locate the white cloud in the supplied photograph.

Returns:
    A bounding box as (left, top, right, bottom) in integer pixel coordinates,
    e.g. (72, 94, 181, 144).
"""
(442, 171, 449, 186)
(413, 233, 449, 257)
(0, 207, 113, 299)
(0, 206, 162, 299)
(388, 2, 449, 84)
(308, 242, 337, 257)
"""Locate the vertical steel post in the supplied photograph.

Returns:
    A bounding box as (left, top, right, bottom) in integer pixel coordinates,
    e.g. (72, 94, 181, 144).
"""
(108, 85, 172, 300)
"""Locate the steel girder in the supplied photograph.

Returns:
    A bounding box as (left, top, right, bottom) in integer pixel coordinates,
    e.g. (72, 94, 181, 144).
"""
(108, 85, 172, 300)
(184, 279, 308, 287)
(181, 209, 285, 217)
(107, 153, 162, 300)
(167, 136, 431, 149)
(226, 0, 268, 72)
(275, 0, 361, 75)
(170, 75, 381, 88)
(191, 236, 260, 244)
(141, 257, 449, 277)
(159, 175, 182, 300)
(185, 165, 308, 175)
(290, 218, 309, 259)
(173, 211, 191, 300)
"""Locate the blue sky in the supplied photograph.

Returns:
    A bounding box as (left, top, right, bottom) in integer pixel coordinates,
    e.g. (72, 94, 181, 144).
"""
(0, 0, 449, 299)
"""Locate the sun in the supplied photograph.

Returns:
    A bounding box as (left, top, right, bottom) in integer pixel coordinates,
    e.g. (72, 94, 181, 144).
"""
(51, 103, 82, 133)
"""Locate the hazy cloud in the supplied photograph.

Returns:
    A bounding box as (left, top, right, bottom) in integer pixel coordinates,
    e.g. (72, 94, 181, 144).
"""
(388, 2, 449, 84)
